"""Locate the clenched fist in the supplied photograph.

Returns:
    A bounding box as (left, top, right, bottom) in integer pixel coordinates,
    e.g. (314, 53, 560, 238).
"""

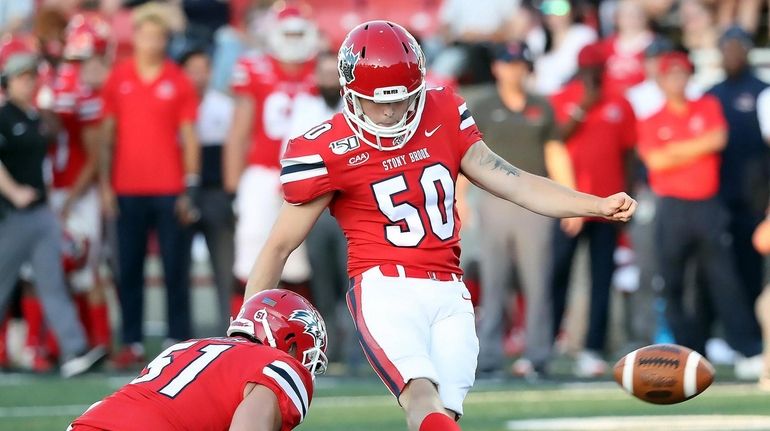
(598, 192, 637, 222)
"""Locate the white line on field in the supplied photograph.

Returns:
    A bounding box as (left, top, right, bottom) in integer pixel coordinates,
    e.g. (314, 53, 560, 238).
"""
(0, 384, 763, 418)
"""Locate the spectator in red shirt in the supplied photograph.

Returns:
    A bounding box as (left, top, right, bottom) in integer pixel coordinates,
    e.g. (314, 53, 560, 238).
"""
(549, 42, 636, 377)
(100, 3, 201, 369)
(637, 51, 763, 371)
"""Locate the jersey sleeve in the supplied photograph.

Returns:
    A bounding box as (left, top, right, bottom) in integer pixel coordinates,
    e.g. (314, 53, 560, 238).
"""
(230, 58, 255, 96)
(256, 359, 314, 429)
(450, 90, 483, 158)
(280, 133, 336, 205)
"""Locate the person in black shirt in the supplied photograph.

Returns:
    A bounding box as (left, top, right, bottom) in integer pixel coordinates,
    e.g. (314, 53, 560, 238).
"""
(0, 53, 106, 377)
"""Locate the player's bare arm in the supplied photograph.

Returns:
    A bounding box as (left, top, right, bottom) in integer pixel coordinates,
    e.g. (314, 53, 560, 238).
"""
(460, 140, 637, 221)
(641, 129, 726, 171)
(230, 383, 282, 431)
(244, 192, 333, 299)
(223, 95, 255, 193)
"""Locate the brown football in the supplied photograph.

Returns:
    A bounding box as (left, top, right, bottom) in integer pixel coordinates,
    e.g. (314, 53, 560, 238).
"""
(613, 344, 715, 405)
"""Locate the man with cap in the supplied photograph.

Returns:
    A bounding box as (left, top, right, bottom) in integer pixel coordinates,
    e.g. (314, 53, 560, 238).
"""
(470, 41, 576, 378)
(708, 26, 769, 343)
(549, 42, 637, 377)
(638, 51, 764, 375)
(0, 53, 106, 377)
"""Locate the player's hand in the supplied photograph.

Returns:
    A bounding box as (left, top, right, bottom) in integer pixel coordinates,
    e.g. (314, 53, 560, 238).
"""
(61, 194, 76, 220)
(9, 185, 37, 209)
(598, 192, 637, 222)
(560, 217, 584, 237)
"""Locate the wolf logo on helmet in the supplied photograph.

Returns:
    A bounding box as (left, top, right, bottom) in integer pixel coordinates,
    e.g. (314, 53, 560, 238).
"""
(289, 309, 326, 348)
(338, 44, 359, 85)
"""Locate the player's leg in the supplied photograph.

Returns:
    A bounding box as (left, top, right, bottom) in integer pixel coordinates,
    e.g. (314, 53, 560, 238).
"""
(511, 207, 554, 373)
(346, 271, 442, 430)
(233, 167, 281, 283)
(476, 194, 514, 374)
(399, 378, 461, 431)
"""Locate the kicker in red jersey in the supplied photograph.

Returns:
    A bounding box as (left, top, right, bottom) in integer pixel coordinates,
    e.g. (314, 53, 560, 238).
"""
(280, 87, 482, 277)
(71, 338, 313, 431)
(230, 55, 316, 169)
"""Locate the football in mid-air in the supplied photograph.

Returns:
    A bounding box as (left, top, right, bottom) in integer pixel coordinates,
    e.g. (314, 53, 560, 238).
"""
(613, 344, 715, 405)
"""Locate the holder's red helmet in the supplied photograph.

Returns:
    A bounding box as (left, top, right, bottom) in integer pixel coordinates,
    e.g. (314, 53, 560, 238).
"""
(338, 21, 426, 151)
(228, 289, 328, 375)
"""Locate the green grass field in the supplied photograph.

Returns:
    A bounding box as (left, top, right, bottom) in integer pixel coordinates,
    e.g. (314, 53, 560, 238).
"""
(2, 372, 769, 431)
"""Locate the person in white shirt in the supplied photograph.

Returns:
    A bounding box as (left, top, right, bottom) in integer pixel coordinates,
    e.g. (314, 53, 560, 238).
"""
(533, 0, 597, 95)
(180, 48, 235, 331)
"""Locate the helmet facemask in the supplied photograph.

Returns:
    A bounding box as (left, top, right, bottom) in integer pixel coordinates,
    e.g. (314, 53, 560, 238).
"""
(342, 83, 426, 151)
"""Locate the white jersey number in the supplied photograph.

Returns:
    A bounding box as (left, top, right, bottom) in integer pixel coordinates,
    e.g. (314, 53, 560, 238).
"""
(130, 341, 233, 398)
(372, 163, 455, 247)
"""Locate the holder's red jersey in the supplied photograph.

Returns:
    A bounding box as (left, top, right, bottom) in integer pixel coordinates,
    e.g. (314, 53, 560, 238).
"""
(280, 87, 482, 277)
(71, 338, 313, 431)
(51, 64, 104, 188)
(230, 54, 315, 169)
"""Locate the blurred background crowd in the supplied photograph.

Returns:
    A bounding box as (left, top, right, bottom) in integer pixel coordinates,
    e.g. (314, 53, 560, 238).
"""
(0, 0, 769, 388)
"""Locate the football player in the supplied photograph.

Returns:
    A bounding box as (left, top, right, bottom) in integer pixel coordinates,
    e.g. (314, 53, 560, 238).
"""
(244, 21, 637, 431)
(69, 289, 327, 431)
(50, 11, 113, 352)
(224, 3, 317, 313)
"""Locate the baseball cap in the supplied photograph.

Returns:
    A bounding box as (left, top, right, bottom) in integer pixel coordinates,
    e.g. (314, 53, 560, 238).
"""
(644, 35, 674, 58)
(719, 25, 754, 49)
(577, 43, 606, 68)
(658, 51, 693, 75)
(541, 0, 571, 16)
(493, 41, 534, 66)
(2, 53, 38, 78)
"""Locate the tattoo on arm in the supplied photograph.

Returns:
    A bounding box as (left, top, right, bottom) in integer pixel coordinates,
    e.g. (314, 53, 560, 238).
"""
(479, 151, 520, 177)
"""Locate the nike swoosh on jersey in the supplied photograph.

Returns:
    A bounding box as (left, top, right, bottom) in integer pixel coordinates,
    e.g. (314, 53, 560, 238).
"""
(424, 125, 441, 137)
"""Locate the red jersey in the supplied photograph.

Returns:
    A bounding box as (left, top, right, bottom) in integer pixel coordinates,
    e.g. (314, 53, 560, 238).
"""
(102, 59, 198, 195)
(71, 338, 313, 431)
(51, 63, 104, 188)
(551, 80, 636, 198)
(601, 35, 649, 99)
(637, 95, 725, 200)
(231, 54, 315, 169)
(281, 88, 482, 277)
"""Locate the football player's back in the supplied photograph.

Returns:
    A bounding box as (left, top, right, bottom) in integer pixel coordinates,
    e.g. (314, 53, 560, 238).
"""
(71, 337, 312, 431)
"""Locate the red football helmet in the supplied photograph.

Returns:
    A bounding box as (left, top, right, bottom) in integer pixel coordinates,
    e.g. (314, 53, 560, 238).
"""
(338, 21, 426, 151)
(63, 13, 111, 61)
(228, 289, 328, 375)
(266, 3, 318, 64)
(61, 229, 90, 274)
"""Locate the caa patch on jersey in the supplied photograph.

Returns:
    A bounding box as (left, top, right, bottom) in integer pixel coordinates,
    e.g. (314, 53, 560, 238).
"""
(613, 343, 714, 404)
